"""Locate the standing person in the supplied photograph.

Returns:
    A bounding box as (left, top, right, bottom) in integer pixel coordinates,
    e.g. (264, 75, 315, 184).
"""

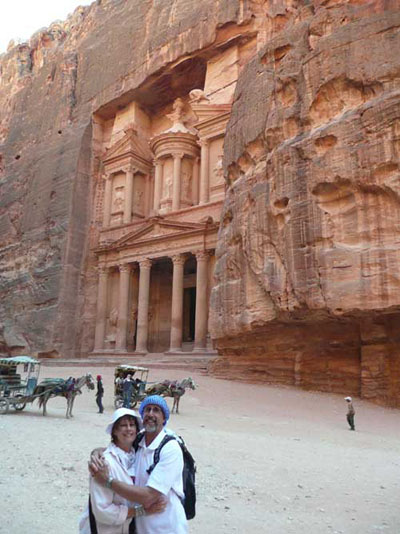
(345, 396, 355, 430)
(90, 395, 187, 534)
(80, 408, 140, 534)
(123, 374, 134, 408)
(96, 375, 105, 414)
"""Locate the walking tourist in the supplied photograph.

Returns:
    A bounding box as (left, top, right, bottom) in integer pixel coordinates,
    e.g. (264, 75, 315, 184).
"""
(345, 396, 355, 430)
(96, 375, 104, 414)
(90, 395, 187, 534)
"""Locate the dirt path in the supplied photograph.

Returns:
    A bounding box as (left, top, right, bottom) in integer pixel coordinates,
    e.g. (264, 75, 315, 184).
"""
(1, 364, 399, 534)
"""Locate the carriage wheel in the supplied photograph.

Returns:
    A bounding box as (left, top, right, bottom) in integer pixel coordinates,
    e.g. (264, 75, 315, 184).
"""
(0, 398, 10, 414)
(13, 395, 27, 411)
(114, 397, 124, 409)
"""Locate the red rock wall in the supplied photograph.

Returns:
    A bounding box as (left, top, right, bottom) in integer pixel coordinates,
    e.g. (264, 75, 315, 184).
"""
(209, 1, 400, 407)
(0, 0, 245, 357)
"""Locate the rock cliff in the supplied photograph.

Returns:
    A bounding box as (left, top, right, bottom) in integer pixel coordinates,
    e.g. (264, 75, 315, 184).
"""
(1, 0, 399, 407)
(209, 0, 400, 407)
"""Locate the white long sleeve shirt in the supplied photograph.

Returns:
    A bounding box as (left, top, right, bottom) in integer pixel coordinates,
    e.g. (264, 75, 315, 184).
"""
(80, 443, 136, 534)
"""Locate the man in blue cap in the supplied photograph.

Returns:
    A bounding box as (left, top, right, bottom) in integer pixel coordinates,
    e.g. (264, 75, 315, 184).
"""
(91, 395, 187, 534)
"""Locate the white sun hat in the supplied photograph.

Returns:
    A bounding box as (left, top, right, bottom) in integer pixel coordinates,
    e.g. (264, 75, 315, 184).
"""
(344, 396, 352, 401)
(106, 407, 143, 435)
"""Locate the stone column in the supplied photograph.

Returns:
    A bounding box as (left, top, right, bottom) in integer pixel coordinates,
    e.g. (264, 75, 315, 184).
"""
(102, 174, 112, 227)
(153, 159, 163, 213)
(123, 167, 134, 224)
(192, 157, 200, 206)
(115, 263, 131, 351)
(136, 259, 152, 353)
(194, 251, 209, 352)
(94, 265, 109, 350)
(169, 254, 186, 352)
(172, 152, 183, 211)
(199, 140, 210, 205)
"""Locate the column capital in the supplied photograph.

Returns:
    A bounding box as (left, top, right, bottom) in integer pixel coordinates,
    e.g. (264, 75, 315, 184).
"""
(198, 138, 210, 148)
(122, 165, 137, 174)
(119, 263, 132, 273)
(172, 151, 185, 160)
(153, 158, 163, 167)
(98, 264, 109, 275)
(171, 254, 186, 266)
(194, 250, 210, 262)
(139, 258, 152, 270)
(103, 172, 112, 181)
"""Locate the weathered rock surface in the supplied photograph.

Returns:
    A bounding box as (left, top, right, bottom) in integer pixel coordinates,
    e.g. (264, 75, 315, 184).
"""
(0, 0, 247, 357)
(0, 0, 399, 407)
(209, 1, 400, 407)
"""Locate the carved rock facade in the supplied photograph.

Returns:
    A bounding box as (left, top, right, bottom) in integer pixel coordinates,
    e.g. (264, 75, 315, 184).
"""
(0, 0, 399, 406)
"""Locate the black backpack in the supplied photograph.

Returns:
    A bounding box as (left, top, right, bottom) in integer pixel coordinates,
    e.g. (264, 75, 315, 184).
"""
(134, 432, 196, 520)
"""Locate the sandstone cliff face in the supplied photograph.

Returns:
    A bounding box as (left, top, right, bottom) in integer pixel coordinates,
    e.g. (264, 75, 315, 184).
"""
(0, 0, 246, 357)
(209, 1, 400, 407)
(1, 0, 399, 407)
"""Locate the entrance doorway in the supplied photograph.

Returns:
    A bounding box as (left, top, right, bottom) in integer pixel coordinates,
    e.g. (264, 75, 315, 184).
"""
(183, 287, 196, 342)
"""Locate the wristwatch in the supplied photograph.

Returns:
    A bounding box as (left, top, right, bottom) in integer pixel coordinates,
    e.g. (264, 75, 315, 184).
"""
(134, 504, 145, 517)
(105, 476, 113, 489)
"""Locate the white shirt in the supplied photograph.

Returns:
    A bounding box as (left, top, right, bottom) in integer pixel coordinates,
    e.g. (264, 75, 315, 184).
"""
(135, 429, 188, 534)
(79, 443, 136, 534)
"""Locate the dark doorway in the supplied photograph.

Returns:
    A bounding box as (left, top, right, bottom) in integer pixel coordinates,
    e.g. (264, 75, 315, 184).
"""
(183, 287, 196, 342)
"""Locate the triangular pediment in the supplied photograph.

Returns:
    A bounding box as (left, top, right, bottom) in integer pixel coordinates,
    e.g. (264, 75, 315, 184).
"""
(103, 126, 153, 166)
(191, 103, 231, 124)
(114, 218, 212, 249)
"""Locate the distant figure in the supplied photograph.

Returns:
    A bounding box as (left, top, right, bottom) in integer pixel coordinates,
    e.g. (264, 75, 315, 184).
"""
(345, 396, 355, 430)
(96, 375, 104, 414)
(123, 374, 134, 408)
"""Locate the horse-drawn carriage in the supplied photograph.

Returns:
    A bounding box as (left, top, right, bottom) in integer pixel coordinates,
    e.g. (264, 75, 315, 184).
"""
(0, 356, 41, 413)
(0, 355, 94, 417)
(114, 365, 149, 408)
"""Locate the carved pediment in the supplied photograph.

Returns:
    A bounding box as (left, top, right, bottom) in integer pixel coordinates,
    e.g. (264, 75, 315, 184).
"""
(101, 217, 216, 251)
(103, 126, 153, 171)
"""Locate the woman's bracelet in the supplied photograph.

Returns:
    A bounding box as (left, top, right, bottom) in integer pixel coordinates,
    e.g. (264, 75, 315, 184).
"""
(134, 504, 145, 517)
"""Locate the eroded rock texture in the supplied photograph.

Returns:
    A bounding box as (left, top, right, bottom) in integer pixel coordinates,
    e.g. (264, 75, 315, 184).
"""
(0, 0, 399, 407)
(210, 1, 400, 407)
(0, 0, 247, 358)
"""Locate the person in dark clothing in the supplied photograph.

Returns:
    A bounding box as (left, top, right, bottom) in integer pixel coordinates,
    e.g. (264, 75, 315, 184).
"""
(123, 374, 134, 408)
(345, 396, 355, 430)
(96, 375, 104, 414)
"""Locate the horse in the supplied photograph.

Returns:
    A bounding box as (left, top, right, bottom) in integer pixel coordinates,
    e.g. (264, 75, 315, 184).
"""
(146, 377, 197, 414)
(36, 374, 95, 418)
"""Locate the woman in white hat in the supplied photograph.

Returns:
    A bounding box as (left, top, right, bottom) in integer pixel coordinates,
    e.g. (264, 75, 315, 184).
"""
(80, 407, 161, 534)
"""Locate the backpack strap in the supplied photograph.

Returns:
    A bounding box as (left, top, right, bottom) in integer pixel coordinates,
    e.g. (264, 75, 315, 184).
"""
(146, 435, 177, 475)
(133, 430, 145, 452)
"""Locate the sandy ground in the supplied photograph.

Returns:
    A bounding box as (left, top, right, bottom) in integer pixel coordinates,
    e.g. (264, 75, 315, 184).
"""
(1, 364, 400, 534)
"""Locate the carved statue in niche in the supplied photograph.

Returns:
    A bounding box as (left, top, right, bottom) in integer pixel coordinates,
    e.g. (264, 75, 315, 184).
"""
(162, 174, 173, 200)
(105, 307, 118, 345)
(181, 169, 192, 202)
(113, 186, 125, 212)
(214, 155, 224, 182)
(133, 189, 144, 208)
